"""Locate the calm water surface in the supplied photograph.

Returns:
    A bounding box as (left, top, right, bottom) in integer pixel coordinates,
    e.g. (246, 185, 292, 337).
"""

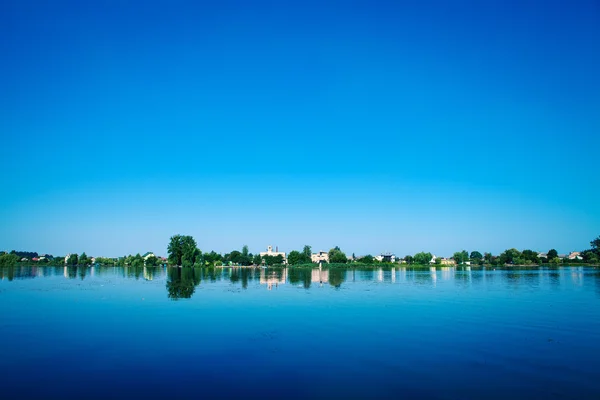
(1, 266, 599, 399)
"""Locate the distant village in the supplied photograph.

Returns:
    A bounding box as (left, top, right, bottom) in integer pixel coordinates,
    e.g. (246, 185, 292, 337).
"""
(1, 240, 597, 268)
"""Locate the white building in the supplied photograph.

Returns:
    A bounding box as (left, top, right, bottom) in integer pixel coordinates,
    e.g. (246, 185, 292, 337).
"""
(259, 246, 287, 263)
(311, 251, 329, 263)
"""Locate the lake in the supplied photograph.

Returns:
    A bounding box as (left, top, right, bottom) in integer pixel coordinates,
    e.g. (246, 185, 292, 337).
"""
(1, 265, 599, 399)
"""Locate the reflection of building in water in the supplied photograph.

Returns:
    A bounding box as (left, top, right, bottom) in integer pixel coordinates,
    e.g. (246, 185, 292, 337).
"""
(440, 267, 455, 281)
(377, 268, 383, 282)
(311, 269, 329, 284)
(143, 267, 153, 281)
(430, 267, 437, 286)
(260, 268, 287, 289)
(64, 266, 68, 278)
(391, 268, 396, 283)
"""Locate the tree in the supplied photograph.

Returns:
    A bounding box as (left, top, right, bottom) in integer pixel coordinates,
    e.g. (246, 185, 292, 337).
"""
(404, 255, 413, 264)
(328, 247, 347, 264)
(498, 248, 521, 265)
(79, 252, 90, 266)
(470, 251, 483, 261)
(591, 236, 600, 251)
(413, 252, 432, 265)
(453, 251, 467, 264)
(358, 255, 374, 264)
(131, 253, 144, 268)
(168, 235, 184, 265)
(145, 255, 158, 266)
(303, 245, 312, 260)
(67, 254, 78, 266)
(0, 253, 19, 267)
(287, 250, 302, 265)
(168, 235, 199, 267)
(252, 254, 262, 265)
(547, 249, 558, 260)
(521, 250, 539, 264)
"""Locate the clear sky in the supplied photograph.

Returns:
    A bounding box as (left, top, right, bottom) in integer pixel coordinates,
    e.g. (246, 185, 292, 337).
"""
(1, 0, 599, 258)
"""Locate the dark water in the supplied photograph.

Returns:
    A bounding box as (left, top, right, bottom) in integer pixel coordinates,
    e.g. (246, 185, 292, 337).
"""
(1, 265, 599, 399)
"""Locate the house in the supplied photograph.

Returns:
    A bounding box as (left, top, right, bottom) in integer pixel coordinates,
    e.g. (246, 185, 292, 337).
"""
(538, 253, 548, 259)
(259, 246, 287, 263)
(567, 252, 583, 260)
(311, 251, 329, 263)
(142, 252, 155, 260)
(440, 258, 456, 266)
(379, 253, 396, 263)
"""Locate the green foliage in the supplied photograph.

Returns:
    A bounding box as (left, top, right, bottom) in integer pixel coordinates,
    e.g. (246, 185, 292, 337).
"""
(131, 253, 144, 268)
(287, 250, 302, 265)
(498, 248, 521, 265)
(470, 251, 483, 261)
(591, 236, 600, 250)
(453, 251, 469, 264)
(287, 248, 311, 265)
(435, 257, 442, 265)
(521, 250, 540, 264)
(303, 245, 312, 260)
(404, 255, 413, 264)
(145, 255, 158, 266)
(547, 249, 558, 260)
(168, 235, 200, 267)
(328, 247, 347, 264)
(262, 254, 284, 266)
(0, 253, 19, 266)
(550, 257, 561, 265)
(79, 252, 91, 266)
(252, 254, 262, 265)
(357, 255, 374, 264)
(413, 252, 432, 265)
(67, 254, 78, 266)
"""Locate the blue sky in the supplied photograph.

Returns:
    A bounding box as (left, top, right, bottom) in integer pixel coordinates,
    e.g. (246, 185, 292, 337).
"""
(1, 0, 599, 257)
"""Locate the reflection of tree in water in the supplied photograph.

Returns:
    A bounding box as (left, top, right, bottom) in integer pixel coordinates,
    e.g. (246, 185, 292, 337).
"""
(288, 268, 311, 289)
(66, 267, 78, 279)
(240, 268, 250, 289)
(166, 267, 202, 299)
(329, 269, 345, 288)
(78, 266, 88, 280)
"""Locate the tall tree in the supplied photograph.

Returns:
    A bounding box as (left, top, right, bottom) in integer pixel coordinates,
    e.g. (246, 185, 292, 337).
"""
(547, 249, 558, 260)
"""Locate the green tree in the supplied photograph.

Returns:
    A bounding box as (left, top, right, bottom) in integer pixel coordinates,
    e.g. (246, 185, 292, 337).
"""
(168, 235, 184, 265)
(0, 253, 19, 267)
(131, 253, 144, 268)
(499, 248, 521, 265)
(67, 254, 78, 266)
(303, 245, 312, 260)
(79, 252, 90, 266)
(547, 249, 558, 260)
(145, 255, 158, 266)
(287, 250, 302, 265)
(252, 254, 262, 265)
(591, 236, 600, 251)
(328, 247, 347, 264)
(358, 255, 374, 264)
(470, 251, 483, 261)
(453, 251, 466, 264)
(413, 252, 432, 265)
(404, 255, 413, 264)
(521, 250, 539, 264)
